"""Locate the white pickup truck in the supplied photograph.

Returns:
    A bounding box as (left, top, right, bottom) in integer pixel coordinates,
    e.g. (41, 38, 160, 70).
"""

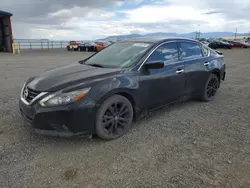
(66, 41, 81, 51)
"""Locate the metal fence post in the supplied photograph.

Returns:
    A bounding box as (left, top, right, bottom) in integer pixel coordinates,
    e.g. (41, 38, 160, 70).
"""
(17, 42, 21, 54)
(12, 43, 15, 54)
(30, 42, 32, 50)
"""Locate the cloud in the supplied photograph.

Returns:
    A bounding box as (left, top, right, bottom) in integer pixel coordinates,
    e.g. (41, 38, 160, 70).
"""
(2, 0, 123, 18)
(3, 0, 121, 25)
(2, 0, 250, 39)
(203, 10, 222, 15)
(2, 0, 123, 39)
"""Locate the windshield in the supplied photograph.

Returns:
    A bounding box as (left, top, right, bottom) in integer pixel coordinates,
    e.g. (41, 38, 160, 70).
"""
(85, 42, 153, 68)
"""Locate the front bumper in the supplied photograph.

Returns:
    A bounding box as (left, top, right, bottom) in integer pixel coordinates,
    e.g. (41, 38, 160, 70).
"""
(19, 99, 96, 136)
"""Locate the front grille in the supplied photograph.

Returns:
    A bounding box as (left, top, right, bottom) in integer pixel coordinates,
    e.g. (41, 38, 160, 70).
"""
(24, 87, 41, 103)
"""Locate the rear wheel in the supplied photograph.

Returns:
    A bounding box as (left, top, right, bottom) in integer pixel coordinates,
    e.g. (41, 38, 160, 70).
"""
(95, 95, 133, 140)
(200, 74, 220, 102)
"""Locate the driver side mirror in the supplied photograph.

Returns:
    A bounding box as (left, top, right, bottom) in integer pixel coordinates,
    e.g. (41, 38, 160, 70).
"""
(144, 61, 164, 69)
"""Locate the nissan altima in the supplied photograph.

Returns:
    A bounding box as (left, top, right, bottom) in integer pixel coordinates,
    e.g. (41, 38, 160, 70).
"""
(19, 37, 226, 140)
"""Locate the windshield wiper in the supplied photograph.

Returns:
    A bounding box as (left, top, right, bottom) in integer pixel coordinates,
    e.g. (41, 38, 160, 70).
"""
(78, 60, 85, 64)
(87, 63, 104, 68)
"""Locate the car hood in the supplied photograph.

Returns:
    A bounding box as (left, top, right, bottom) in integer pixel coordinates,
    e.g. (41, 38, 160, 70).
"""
(26, 62, 121, 92)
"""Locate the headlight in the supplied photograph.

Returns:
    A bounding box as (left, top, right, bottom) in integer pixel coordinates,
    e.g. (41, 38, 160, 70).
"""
(39, 88, 91, 107)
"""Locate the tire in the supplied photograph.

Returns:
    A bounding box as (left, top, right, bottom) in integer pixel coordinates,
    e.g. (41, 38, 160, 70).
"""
(200, 74, 220, 102)
(95, 95, 133, 140)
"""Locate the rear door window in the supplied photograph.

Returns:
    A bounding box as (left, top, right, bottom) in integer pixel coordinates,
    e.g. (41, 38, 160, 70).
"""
(201, 45, 210, 56)
(179, 42, 203, 60)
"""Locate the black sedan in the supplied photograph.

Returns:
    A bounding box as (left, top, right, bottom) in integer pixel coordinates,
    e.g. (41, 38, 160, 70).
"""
(78, 42, 96, 52)
(19, 37, 226, 140)
(208, 41, 233, 49)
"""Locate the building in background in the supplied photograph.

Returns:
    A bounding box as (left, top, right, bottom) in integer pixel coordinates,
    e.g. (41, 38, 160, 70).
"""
(0, 10, 13, 52)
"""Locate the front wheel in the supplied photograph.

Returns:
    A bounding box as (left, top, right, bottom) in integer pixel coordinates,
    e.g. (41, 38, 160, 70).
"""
(95, 95, 133, 140)
(200, 74, 220, 102)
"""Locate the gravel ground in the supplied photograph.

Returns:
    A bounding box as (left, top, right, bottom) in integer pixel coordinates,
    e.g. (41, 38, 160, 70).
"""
(0, 49, 250, 188)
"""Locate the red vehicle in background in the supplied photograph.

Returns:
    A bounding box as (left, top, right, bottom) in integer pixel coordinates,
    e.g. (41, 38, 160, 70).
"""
(66, 41, 81, 51)
(228, 41, 250, 48)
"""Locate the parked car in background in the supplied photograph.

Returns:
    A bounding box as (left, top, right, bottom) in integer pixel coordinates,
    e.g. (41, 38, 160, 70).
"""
(19, 37, 226, 140)
(208, 40, 232, 49)
(201, 41, 209, 46)
(241, 42, 250, 48)
(78, 42, 96, 52)
(67, 41, 81, 51)
(245, 41, 250, 46)
(94, 41, 112, 52)
(228, 41, 249, 48)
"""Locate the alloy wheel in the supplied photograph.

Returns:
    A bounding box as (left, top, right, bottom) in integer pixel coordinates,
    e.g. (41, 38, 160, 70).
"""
(206, 77, 219, 98)
(102, 101, 131, 135)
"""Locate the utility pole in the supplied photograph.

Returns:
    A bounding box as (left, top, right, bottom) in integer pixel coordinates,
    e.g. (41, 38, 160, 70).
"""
(195, 30, 200, 40)
(234, 28, 237, 40)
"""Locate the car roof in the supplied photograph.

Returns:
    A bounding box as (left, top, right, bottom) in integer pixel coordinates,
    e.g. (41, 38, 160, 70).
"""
(122, 37, 199, 44)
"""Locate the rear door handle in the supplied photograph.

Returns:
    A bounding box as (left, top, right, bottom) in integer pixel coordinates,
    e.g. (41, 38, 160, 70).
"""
(176, 69, 184, 74)
(204, 62, 210, 66)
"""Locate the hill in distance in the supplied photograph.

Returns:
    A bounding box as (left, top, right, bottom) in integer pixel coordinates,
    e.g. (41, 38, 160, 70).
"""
(102, 32, 249, 41)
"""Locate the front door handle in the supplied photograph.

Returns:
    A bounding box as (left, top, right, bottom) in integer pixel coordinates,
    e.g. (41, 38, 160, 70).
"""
(204, 62, 210, 66)
(176, 69, 184, 74)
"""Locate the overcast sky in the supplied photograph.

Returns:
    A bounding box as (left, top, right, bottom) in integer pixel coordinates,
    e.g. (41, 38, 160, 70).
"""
(2, 0, 250, 40)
